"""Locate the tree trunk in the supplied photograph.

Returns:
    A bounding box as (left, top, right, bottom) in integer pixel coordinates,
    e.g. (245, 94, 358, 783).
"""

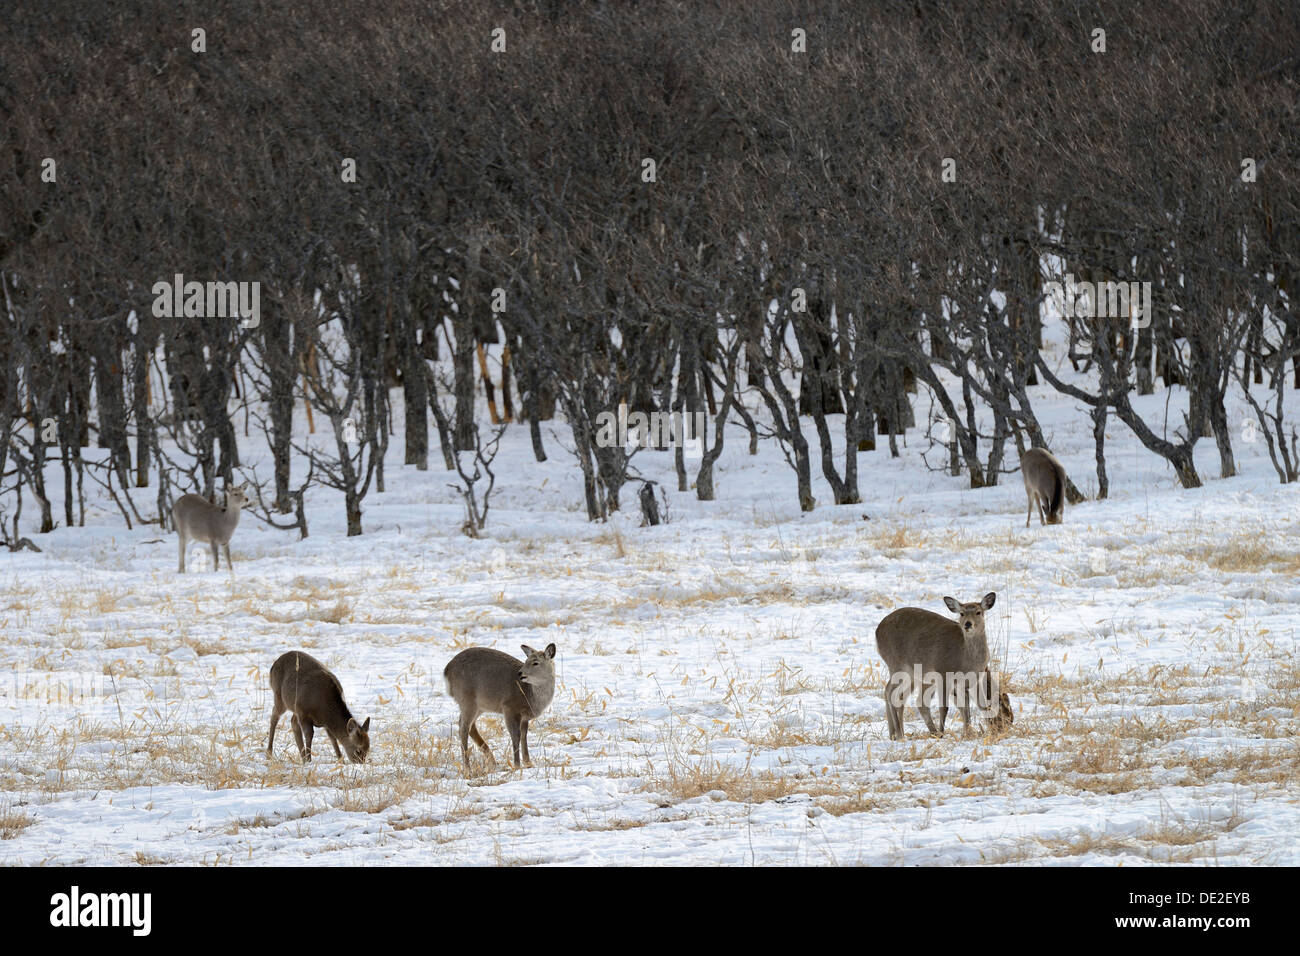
(94, 345, 131, 484)
(428, 371, 456, 471)
(1210, 394, 1235, 478)
(131, 337, 152, 488)
(403, 322, 429, 470)
(265, 306, 295, 512)
(1092, 402, 1109, 499)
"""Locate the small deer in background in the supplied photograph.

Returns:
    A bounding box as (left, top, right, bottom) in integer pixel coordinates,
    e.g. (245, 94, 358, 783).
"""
(1022, 447, 1067, 526)
(875, 592, 1013, 740)
(173, 482, 249, 573)
(444, 644, 556, 770)
(267, 650, 371, 763)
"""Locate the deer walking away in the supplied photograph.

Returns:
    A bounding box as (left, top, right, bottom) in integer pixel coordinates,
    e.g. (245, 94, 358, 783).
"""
(1022, 447, 1067, 527)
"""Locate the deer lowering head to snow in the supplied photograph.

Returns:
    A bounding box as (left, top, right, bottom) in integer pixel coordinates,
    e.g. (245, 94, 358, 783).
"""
(874, 592, 1012, 741)
(1022, 447, 1066, 527)
(267, 650, 371, 763)
(443, 643, 556, 770)
(173, 483, 249, 573)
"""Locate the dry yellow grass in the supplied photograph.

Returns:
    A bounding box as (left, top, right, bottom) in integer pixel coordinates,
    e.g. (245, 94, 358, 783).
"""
(609, 578, 797, 614)
(863, 523, 914, 557)
(4, 515, 1297, 867)
(641, 756, 800, 804)
(1027, 809, 1244, 863)
(815, 787, 888, 816)
(0, 806, 35, 840)
(256, 598, 353, 625)
(571, 814, 653, 832)
(1198, 537, 1300, 574)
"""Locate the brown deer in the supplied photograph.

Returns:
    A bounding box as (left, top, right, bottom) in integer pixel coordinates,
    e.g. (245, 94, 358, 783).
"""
(875, 593, 1013, 740)
(267, 651, 371, 763)
(444, 644, 556, 770)
(1021, 447, 1067, 526)
(173, 483, 249, 573)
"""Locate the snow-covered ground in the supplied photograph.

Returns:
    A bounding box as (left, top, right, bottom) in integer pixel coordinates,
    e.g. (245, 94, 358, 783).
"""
(2, 346, 1299, 865)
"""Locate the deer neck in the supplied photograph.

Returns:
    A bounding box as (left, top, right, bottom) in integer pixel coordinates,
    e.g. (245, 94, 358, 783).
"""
(964, 628, 988, 655)
(324, 703, 354, 738)
(521, 678, 554, 716)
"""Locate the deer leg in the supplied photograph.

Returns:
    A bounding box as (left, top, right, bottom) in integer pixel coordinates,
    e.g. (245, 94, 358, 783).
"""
(468, 721, 493, 759)
(980, 670, 996, 713)
(460, 709, 493, 769)
(223, 542, 233, 573)
(520, 718, 532, 767)
(917, 685, 940, 736)
(884, 676, 906, 741)
(211, 540, 220, 571)
(291, 715, 307, 761)
(457, 712, 472, 768)
(506, 711, 523, 767)
(918, 705, 940, 736)
(326, 729, 343, 759)
(177, 534, 187, 573)
(1026, 493, 1034, 528)
(267, 697, 284, 756)
(300, 720, 315, 761)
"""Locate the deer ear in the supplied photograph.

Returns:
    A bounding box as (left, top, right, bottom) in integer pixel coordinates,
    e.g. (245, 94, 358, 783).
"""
(520, 644, 535, 657)
(982, 592, 997, 610)
(361, 717, 370, 733)
(346, 718, 358, 734)
(545, 643, 556, 659)
(943, 596, 960, 613)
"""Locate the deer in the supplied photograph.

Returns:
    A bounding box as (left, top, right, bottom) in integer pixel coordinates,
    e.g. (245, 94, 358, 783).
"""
(266, 650, 371, 763)
(173, 482, 249, 573)
(875, 592, 1013, 741)
(443, 644, 556, 770)
(1022, 447, 1067, 527)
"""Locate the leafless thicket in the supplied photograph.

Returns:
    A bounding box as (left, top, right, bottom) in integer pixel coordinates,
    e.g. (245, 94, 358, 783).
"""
(2, 0, 1296, 540)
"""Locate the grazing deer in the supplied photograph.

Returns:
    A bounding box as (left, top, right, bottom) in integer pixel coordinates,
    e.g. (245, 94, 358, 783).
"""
(1022, 447, 1066, 527)
(267, 651, 371, 763)
(173, 483, 249, 573)
(443, 644, 556, 770)
(875, 593, 1013, 740)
